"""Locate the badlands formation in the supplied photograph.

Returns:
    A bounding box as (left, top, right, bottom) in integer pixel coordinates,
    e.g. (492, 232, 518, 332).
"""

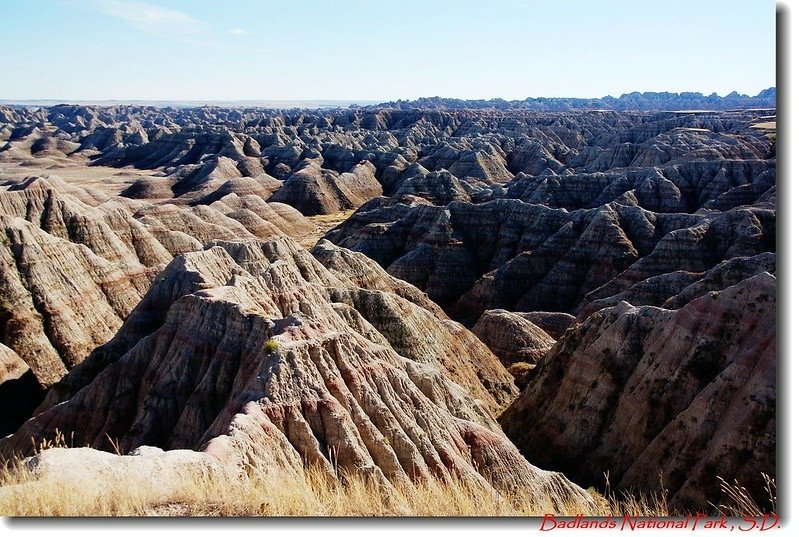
(0, 91, 776, 513)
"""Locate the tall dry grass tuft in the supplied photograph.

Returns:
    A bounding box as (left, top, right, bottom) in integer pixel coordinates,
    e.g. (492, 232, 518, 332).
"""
(602, 471, 670, 517)
(600, 472, 778, 519)
(715, 474, 777, 517)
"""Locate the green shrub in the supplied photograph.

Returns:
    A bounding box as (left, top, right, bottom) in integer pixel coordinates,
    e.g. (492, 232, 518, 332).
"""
(263, 338, 280, 354)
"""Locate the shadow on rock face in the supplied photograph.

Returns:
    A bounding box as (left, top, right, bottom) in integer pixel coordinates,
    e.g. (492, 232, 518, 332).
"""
(0, 369, 45, 438)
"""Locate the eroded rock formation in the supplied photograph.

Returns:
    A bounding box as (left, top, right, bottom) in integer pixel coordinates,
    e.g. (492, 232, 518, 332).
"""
(0, 236, 591, 510)
(500, 273, 776, 510)
(0, 175, 315, 433)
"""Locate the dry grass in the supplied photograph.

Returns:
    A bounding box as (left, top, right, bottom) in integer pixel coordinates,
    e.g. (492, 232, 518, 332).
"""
(606, 488, 670, 517)
(0, 460, 601, 517)
(0, 442, 775, 517)
(751, 121, 777, 131)
(750, 121, 777, 141)
(714, 474, 777, 517)
(297, 209, 357, 248)
(601, 471, 669, 517)
(307, 209, 358, 226)
(601, 472, 778, 519)
(0, 159, 158, 198)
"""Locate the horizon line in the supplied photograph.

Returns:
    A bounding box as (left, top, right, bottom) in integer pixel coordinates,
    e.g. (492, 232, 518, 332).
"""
(0, 87, 777, 108)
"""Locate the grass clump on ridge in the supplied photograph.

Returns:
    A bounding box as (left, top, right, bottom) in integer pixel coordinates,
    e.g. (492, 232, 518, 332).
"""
(263, 338, 280, 354)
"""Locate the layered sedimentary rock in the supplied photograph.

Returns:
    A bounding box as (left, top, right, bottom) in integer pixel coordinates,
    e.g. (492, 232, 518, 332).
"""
(309, 239, 446, 318)
(0, 345, 27, 386)
(269, 160, 382, 215)
(580, 252, 776, 317)
(0, 177, 313, 405)
(0, 183, 164, 387)
(516, 312, 577, 340)
(1, 103, 776, 218)
(499, 273, 776, 511)
(471, 309, 556, 389)
(36, 237, 515, 415)
(505, 159, 775, 213)
(0, 236, 591, 510)
(471, 310, 554, 367)
(326, 196, 775, 325)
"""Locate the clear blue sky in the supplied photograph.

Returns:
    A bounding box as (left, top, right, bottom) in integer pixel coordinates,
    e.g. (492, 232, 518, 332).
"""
(0, 0, 775, 101)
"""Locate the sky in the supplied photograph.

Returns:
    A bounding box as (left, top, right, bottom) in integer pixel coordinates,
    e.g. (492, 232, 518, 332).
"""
(0, 0, 776, 102)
